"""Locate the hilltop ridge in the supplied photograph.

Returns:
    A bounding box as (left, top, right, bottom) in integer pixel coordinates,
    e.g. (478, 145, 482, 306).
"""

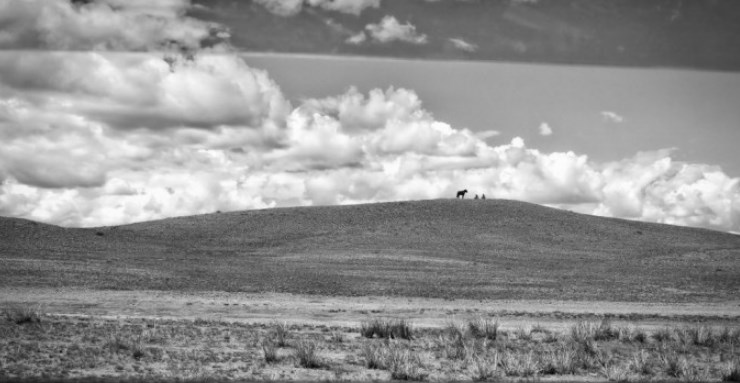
(1, 199, 738, 302)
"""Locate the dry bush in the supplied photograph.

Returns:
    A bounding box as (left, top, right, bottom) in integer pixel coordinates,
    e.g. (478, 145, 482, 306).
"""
(472, 352, 499, 381)
(261, 339, 278, 363)
(652, 327, 675, 343)
(515, 326, 532, 341)
(498, 350, 539, 377)
(724, 359, 740, 382)
(362, 343, 385, 369)
(360, 318, 413, 340)
(570, 321, 598, 344)
(295, 339, 324, 369)
(385, 346, 427, 381)
(630, 349, 653, 375)
(468, 317, 499, 340)
(273, 320, 290, 347)
(632, 327, 649, 344)
(540, 343, 578, 375)
(688, 325, 715, 347)
(329, 330, 344, 343)
(105, 333, 146, 360)
(594, 318, 620, 341)
(3, 304, 43, 325)
(661, 352, 689, 378)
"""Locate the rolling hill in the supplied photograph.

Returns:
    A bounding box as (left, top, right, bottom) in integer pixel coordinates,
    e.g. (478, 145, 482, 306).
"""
(1, 199, 738, 302)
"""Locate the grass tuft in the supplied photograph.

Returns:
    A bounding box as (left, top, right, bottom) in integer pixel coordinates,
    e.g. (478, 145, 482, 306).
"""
(724, 360, 740, 382)
(385, 347, 427, 381)
(594, 317, 620, 341)
(570, 321, 597, 344)
(360, 318, 413, 340)
(3, 304, 43, 325)
(261, 339, 278, 363)
(273, 320, 290, 347)
(295, 339, 324, 369)
(362, 343, 385, 369)
(468, 317, 499, 340)
(472, 353, 499, 381)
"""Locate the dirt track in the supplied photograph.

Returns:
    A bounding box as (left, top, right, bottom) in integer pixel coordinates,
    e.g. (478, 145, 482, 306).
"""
(3, 287, 739, 331)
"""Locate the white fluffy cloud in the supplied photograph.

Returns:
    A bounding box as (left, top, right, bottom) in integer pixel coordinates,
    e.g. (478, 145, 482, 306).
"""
(2, 73, 739, 232)
(601, 110, 625, 123)
(0, 0, 226, 51)
(255, 0, 380, 17)
(538, 122, 553, 136)
(449, 37, 478, 52)
(0, 52, 290, 132)
(364, 16, 428, 44)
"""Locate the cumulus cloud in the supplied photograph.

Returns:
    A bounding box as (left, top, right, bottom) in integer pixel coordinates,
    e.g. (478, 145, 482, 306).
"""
(601, 110, 625, 123)
(0, 52, 291, 133)
(475, 130, 501, 140)
(538, 122, 553, 136)
(449, 37, 478, 52)
(0, 0, 227, 51)
(345, 32, 367, 45)
(255, 0, 380, 17)
(364, 16, 428, 44)
(4, 72, 740, 233)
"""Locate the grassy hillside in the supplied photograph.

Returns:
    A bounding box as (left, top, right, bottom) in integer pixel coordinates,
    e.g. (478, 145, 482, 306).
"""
(1, 199, 738, 302)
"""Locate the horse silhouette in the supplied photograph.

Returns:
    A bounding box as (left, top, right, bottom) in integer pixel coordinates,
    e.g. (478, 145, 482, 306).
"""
(456, 189, 468, 199)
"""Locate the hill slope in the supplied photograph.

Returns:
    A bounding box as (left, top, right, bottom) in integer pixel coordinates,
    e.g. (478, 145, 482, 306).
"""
(1, 199, 739, 302)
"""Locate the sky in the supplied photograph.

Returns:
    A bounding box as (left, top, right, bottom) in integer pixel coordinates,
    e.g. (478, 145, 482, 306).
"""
(0, 0, 739, 233)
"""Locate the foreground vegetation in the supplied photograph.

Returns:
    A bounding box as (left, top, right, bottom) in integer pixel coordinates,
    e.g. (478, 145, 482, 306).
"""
(2, 306, 739, 382)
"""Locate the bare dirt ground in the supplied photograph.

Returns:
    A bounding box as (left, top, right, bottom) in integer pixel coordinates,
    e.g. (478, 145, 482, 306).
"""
(3, 287, 740, 329)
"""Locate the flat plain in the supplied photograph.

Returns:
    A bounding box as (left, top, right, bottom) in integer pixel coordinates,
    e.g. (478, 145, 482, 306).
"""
(1, 199, 739, 382)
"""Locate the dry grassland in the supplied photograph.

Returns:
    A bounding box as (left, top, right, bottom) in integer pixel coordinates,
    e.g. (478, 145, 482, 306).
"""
(2, 303, 740, 382)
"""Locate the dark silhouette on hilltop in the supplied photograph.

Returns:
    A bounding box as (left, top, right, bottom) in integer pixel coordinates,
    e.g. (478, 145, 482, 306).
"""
(456, 190, 468, 199)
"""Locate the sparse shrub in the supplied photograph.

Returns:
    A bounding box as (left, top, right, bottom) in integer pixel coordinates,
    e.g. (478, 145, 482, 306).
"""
(652, 327, 675, 343)
(261, 339, 278, 363)
(360, 320, 377, 338)
(442, 334, 478, 361)
(582, 338, 600, 357)
(362, 343, 385, 369)
(571, 321, 597, 344)
(594, 318, 620, 341)
(472, 353, 499, 381)
(273, 320, 289, 347)
(662, 352, 689, 378)
(719, 327, 740, 344)
(3, 304, 43, 325)
(723, 360, 740, 382)
(385, 347, 427, 381)
(498, 350, 539, 377)
(617, 325, 635, 342)
(688, 325, 715, 347)
(531, 323, 550, 334)
(445, 320, 466, 340)
(541, 343, 578, 375)
(330, 330, 344, 343)
(468, 317, 499, 340)
(391, 318, 414, 340)
(360, 318, 413, 340)
(106, 334, 145, 360)
(630, 349, 652, 375)
(295, 339, 324, 369)
(599, 359, 629, 382)
(632, 328, 649, 344)
(516, 326, 532, 341)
